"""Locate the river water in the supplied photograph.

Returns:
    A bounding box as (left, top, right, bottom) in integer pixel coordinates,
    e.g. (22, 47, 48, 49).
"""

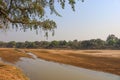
(1, 53, 120, 80)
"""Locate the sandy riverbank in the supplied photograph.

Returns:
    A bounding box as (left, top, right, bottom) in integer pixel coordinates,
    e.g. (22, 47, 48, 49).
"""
(0, 62, 29, 80)
(0, 48, 120, 77)
(0, 48, 30, 80)
(25, 49, 120, 76)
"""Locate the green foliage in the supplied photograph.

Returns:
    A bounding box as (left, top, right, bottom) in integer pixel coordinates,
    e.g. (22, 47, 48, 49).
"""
(106, 34, 118, 48)
(59, 40, 68, 48)
(0, 41, 6, 47)
(7, 41, 16, 48)
(39, 41, 50, 48)
(67, 40, 80, 49)
(115, 39, 120, 48)
(16, 42, 25, 48)
(49, 40, 59, 48)
(1, 34, 120, 49)
(81, 39, 105, 49)
(0, 0, 84, 36)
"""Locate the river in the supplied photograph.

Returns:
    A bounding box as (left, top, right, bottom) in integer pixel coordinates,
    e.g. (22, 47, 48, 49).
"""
(1, 53, 120, 80)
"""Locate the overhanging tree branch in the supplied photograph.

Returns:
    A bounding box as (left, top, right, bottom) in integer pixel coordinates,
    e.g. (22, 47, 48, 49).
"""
(0, 0, 84, 36)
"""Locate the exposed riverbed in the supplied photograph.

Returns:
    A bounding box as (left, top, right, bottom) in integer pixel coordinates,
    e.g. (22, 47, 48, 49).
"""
(4, 53, 120, 80)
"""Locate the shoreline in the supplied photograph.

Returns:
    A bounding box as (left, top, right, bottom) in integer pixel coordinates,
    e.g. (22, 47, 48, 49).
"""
(0, 62, 29, 80)
(25, 49, 120, 76)
(0, 48, 30, 80)
(0, 48, 120, 78)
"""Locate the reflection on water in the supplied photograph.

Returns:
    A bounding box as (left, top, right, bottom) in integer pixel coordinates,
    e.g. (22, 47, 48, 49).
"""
(0, 53, 120, 80)
(14, 53, 120, 80)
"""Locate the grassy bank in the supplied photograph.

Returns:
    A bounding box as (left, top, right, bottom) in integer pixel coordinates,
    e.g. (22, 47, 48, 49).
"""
(26, 49, 120, 76)
(0, 48, 32, 63)
(0, 62, 29, 80)
(0, 48, 30, 80)
(1, 48, 120, 77)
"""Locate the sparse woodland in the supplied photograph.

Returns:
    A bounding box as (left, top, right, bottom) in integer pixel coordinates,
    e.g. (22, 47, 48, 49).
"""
(0, 34, 120, 49)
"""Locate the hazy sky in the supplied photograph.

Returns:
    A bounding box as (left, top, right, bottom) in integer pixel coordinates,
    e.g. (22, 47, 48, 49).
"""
(1, 0, 120, 42)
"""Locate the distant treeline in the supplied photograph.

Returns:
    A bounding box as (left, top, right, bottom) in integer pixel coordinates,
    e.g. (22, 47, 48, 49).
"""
(1, 34, 120, 49)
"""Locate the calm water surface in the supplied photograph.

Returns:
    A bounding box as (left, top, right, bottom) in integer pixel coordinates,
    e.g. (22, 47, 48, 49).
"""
(1, 53, 120, 80)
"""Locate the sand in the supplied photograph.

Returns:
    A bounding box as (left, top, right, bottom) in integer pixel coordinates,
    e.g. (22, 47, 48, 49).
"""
(25, 49, 120, 75)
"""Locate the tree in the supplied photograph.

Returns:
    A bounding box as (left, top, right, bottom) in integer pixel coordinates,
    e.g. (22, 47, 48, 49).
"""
(71, 40, 79, 49)
(58, 40, 67, 48)
(7, 41, 16, 48)
(86, 39, 105, 49)
(106, 34, 118, 48)
(48, 40, 59, 48)
(16, 42, 25, 48)
(39, 41, 50, 48)
(24, 41, 36, 48)
(115, 39, 120, 49)
(0, 0, 84, 36)
(80, 40, 92, 49)
(0, 41, 6, 47)
(94, 39, 105, 49)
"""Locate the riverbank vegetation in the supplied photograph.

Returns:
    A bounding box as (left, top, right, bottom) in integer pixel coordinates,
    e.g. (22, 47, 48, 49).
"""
(0, 48, 30, 80)
(0, 62, 29, 80)
(0, 48, 32, 63)
(0, 34, 120, 49)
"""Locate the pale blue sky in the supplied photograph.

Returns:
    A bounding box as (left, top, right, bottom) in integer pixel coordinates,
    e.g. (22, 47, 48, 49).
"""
(1, 0, 120, 42)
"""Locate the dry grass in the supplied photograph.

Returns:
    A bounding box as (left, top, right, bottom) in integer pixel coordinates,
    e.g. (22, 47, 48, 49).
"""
(82, 50, 102, 53)
(1, 48, 120, 76)
(26, 49, 120, 76)
(0, 62, 29, 80)
(0, 48, 32, 63)
(0, 48, 30, 80)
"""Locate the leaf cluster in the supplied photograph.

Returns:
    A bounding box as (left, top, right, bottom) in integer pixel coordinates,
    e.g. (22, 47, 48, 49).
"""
(0, 0, 84, 36)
